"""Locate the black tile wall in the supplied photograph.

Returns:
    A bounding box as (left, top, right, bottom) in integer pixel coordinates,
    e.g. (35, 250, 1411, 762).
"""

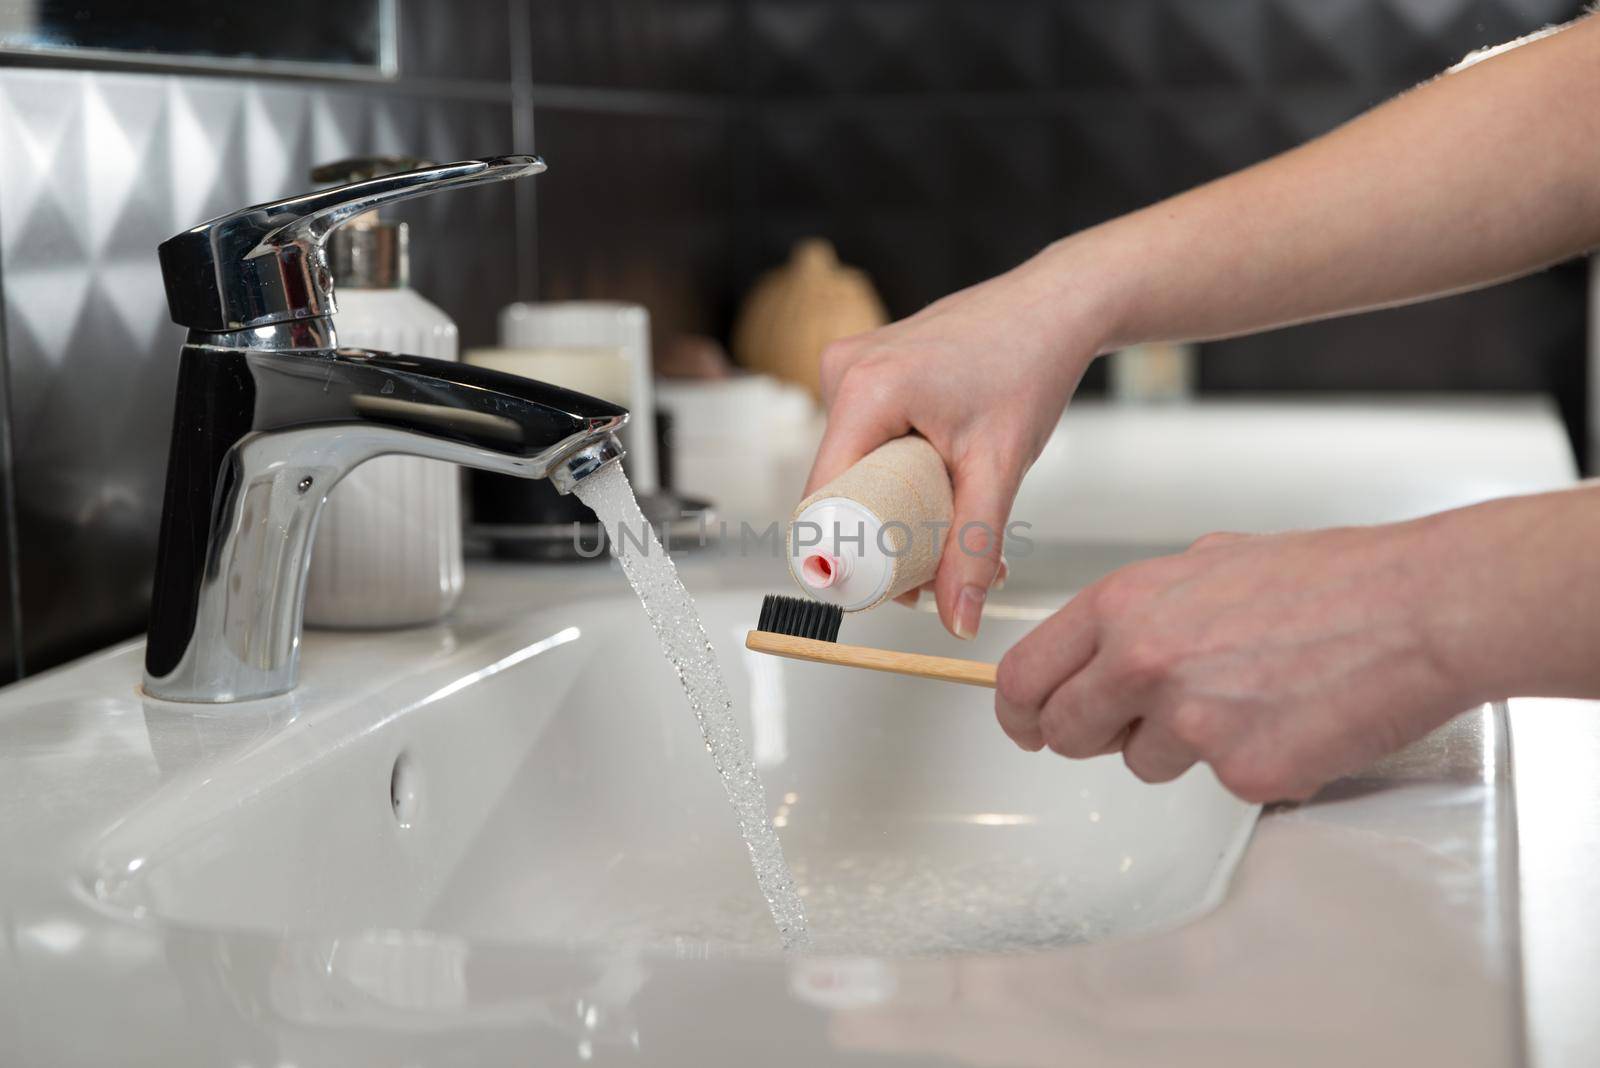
(390, 99, 525, 349)
(528, 0, 741, 92)
(533, 104, 739, 350)
(526, 0, 1589, 416)
(720, 0, 1590, 454)
(732, 2, 1586, 267)
(397, 0, 515, 83)
(746, 1, 962, 96)
(736, 0, 1581, 97)
(1201, 266, 1590, 449)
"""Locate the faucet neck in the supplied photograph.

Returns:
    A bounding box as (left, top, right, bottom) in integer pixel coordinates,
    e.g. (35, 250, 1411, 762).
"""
(330, 221, 409, 289)
(184, 317, 338, 355)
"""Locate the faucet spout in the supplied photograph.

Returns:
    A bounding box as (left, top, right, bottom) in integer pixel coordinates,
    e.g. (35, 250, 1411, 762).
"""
(143, 330, 627, 704)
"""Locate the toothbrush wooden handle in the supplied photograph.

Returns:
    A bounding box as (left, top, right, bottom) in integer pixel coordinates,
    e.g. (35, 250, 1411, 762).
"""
(745, 631, 998, 689)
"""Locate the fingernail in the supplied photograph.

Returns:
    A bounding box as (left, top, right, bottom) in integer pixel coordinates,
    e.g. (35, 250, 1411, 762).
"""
(954, 585, 986, 640)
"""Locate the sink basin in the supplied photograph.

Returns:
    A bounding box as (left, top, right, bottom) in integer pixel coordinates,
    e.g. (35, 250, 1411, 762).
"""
(0, 552, 1526, 1068)
(87, 588, 1257, 958)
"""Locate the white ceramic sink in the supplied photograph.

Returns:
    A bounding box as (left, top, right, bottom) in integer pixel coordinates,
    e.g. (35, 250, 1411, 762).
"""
(6, 394, 1571, 1064)
(87, 589, 1256, 958)
(0, 557, 1528, 1066)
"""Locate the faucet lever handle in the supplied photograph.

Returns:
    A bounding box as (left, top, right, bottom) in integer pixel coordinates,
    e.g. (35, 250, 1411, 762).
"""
(158, 155, 545, 334)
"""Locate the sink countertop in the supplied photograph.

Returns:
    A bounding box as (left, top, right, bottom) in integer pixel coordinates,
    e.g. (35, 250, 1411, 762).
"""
(0, 548, 1573, 1067)
(0, 387, 1592, 1067)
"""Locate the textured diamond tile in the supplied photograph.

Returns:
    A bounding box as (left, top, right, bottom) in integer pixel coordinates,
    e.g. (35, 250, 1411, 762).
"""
(1267, 87, 1365, 146)
(1434, 0, 1556, 56)
(533, 106, 734, 355)
(950, 111, 1061, 204)
(750, 109, 955, 211)
(1387, 0, 1472, 38)
(1153, 96, 1291, 191)
(843, 115, 956, 206)
(400, 0, 513, 81)
(1366, 1, 1468, 82)
(1060, 96, 1163, 218)
(946, 0, 1057, 92)
(747, 0, 954, 95)
(1264, 0, 1366, 84)
(1501, 0, 1585, 19)
(1156, 0, 1267, 88)
(836, 212, 959, 317)
(1057, 0, 1159, 88)
(747, 1, 868, 94)
(846, 1, 953, 92)
(2, 266, 93, 376)
(0, 67, 521, 671)
(529, 0, 739, 91)
(953, 200, 1064, 289)
(1202, 269, 1586, 394)
(746, 110, 838, 209)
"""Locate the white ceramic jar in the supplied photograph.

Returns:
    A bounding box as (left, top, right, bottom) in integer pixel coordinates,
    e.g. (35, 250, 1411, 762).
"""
(500, 302, 658, 494)
(303, 285, 463, 628)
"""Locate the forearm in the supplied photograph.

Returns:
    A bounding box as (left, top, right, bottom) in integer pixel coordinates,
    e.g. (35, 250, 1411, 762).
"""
(1424, 481, 1600, 702)
(1045, 13, 1600, 352)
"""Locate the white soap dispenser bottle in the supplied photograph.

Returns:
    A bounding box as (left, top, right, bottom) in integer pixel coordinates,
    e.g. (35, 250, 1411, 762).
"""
(302, 156, 463, 628)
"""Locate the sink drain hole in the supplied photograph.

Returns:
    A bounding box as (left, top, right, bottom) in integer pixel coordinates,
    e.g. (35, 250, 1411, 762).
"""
(390, 751, 420, 829)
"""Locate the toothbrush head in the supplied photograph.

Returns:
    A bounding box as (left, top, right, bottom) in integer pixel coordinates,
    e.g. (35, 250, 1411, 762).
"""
(757, 594, 843, 643)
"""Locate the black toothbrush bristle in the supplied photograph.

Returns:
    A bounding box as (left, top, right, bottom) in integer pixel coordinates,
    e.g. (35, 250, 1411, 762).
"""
(758, 594, 843, 643)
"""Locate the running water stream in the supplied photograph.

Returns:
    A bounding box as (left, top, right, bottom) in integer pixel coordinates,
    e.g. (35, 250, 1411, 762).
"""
(575, 463, 810, 951)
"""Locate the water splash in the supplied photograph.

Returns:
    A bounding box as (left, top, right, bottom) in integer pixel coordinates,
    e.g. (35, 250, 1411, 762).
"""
(576, 464, 810, 951)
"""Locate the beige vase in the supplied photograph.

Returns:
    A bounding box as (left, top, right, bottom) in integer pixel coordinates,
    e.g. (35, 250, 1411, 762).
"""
(732, 238, 888, 399)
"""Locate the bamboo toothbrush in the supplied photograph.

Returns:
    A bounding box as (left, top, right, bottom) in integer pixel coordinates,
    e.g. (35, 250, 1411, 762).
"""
(745, 594, 998, 689)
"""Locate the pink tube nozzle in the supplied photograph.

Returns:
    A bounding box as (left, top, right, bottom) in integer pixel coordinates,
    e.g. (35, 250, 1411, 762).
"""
(801, 553, 841, 590)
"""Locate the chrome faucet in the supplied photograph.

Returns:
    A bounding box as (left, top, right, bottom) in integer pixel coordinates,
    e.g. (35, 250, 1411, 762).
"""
(143, 156, 627, 703)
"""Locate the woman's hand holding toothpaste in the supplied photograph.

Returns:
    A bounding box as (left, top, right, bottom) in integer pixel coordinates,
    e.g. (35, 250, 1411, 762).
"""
(804, 250, 1109, 640)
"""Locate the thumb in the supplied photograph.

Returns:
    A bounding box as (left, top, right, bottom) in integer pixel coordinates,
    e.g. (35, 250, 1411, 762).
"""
(933, 450, 1023, 640)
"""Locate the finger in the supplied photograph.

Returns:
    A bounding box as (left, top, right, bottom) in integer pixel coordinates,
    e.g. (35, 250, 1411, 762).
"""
(997, 709, 1046, 753)
(1090, 722, 1134, 757)
(994, 600, 1097, 749)
(895, 580, 937, 607)
(1037, 660, 1136, 760)
(816, 335, 870, 409)
(1120, 719, 1199, 783)
(933, 450, 1024, 640)
(802, 378, 911, 497)
(1187, 530, 1251, 553)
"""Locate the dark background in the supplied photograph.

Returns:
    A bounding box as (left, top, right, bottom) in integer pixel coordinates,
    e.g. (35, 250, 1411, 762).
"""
(0, 0, 1588, 682)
